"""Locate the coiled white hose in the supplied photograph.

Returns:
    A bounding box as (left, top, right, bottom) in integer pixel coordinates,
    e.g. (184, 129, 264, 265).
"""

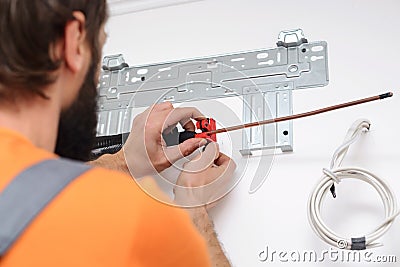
(308, 119, 399, 250)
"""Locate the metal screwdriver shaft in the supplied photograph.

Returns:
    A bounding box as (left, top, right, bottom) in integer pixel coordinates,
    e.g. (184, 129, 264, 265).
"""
(206, 92, 393, 135)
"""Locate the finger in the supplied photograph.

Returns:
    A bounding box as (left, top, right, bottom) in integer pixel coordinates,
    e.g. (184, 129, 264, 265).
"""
(140, 103, 163, 118)
(209, 154, 236, 193)
(139, 102, 173, 123)
(214, 152, 237, 175)
(181, 119, 195, 132)
(145, 106, 175, 136)
(162, 119, 195, 145)
(214, 152, 232, 167)
(163, 119, 195, 138)
(163, 107, 205, 130)
(153, 102, 174, 111)
(183, 142, 220, 172)
(163, 138, 207, 164)
(142, 102, 173, 127)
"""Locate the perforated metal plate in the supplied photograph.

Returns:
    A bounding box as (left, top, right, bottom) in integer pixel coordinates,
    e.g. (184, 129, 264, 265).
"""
(96, 29, 329, 154)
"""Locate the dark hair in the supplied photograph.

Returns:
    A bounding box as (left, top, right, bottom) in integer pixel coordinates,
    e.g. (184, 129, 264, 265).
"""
(0, 0, 108, 101)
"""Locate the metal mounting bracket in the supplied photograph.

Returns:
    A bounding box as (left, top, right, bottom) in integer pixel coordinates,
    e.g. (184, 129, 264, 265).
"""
(96, 29, 329, 155)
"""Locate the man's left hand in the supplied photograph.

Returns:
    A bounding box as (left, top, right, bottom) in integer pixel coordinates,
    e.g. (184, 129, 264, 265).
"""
(117, 102, 208, 178)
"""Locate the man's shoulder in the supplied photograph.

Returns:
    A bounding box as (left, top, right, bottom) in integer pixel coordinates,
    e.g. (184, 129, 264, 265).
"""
(66, 163, 173, 211)
(71, 164, 143, 198)
(85, 164, 133, 180)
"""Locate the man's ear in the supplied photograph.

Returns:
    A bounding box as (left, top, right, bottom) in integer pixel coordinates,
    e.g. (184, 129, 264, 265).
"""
(64, 11, 88, 73)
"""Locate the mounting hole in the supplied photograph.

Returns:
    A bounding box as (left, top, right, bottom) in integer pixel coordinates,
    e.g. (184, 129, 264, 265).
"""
(301, 48, 307, 53)
(288, 65, 298, 73)
(141, 76, 146, 81)
(283, 130, 289, 136)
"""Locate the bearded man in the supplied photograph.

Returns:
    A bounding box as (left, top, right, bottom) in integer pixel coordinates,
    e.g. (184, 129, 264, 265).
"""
(0, 1, 235, 266)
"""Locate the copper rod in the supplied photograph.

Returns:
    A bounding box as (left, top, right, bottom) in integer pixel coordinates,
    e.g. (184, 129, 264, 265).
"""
(206, 92, 393, 135)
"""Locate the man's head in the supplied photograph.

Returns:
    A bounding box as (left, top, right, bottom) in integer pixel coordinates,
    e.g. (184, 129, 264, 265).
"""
(0, 0, 108, 160)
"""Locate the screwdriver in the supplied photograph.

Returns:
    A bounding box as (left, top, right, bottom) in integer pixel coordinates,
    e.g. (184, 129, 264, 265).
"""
(163, 92, 393, 146)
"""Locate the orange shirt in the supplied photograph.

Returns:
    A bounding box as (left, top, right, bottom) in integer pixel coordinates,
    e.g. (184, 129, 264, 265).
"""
(0, 128, 210, 267)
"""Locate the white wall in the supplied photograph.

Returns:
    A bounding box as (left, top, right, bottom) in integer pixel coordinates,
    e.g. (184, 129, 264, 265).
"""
(103, 0, 400, 266)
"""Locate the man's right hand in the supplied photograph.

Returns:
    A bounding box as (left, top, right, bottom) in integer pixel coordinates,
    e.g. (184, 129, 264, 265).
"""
(174, 142, 236, 208)
(175, 142, 235, 267)
(120, 102, 208, 178)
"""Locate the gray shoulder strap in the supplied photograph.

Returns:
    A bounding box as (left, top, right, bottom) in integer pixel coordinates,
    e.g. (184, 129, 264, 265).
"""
(0, 158, 91, 256)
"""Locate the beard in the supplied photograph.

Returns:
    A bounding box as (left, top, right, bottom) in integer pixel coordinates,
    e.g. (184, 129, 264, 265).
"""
(54, 63, 99, 161)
